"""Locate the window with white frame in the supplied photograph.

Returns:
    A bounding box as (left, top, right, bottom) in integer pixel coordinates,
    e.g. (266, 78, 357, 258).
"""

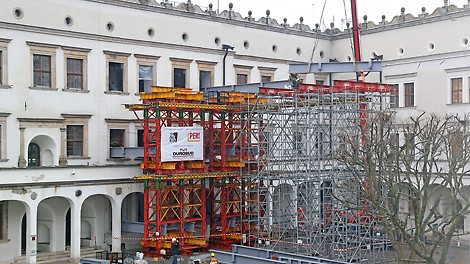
(196, 60, 216, 91)
(63, 47, 90, 92)
(404, 82, 415, 107)
(444, 67, 470, 104)
(104, 51, 130, 94)
(0, 38, 11, 88)
(390, 84, 399, 108)
(451, 77, 463, 104)
(28, 42, 58, 89)
(135, 54, 159, 93)
(234, 65, 253, 85)
(384, 72, 417, 108)
(171, 58, 192, 88)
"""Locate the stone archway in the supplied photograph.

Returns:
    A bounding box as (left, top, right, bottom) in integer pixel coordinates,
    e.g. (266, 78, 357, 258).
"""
(81, 194, 112, 250)
(27, 134, 58, 167)
(0, 200, 28, 263)
(37, 197, 71, 253)
(121, 192, 144, 250)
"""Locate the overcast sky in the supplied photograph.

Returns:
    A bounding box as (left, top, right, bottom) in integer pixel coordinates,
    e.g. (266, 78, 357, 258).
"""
(190, 0, 467, 29)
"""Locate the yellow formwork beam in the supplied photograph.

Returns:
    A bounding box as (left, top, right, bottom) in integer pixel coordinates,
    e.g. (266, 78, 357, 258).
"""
(134, 171, 240, 180)
(125, 102, 241, 111)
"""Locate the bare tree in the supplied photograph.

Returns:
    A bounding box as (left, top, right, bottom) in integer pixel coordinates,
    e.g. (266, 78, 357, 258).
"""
(337, 113, 470, 264)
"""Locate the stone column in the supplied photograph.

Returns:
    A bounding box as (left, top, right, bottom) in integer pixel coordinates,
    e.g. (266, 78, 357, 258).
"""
(112, 200, 122, 252)
(18, 127, 27, 168)
(70, 203, 81, 263)
(59, 127, 67, 167)
(26, 204, 38, 264)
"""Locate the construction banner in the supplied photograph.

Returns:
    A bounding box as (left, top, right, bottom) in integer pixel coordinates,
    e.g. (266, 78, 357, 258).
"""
(161, 126, 203, 162)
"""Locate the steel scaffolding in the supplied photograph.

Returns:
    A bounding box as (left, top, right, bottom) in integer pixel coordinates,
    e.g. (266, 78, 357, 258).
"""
(242, 81, 395, 262)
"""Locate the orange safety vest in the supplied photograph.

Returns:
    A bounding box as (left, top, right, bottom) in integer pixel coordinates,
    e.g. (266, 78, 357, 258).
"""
(358, 73, 366, 82)
(210, 257, 218, 264)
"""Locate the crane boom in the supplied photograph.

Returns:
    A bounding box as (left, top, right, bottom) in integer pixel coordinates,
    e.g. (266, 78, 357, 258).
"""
(350, 0, 361, 61)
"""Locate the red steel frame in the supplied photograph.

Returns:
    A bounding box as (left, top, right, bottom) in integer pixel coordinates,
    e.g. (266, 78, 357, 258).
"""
(128, 89, 254, 255)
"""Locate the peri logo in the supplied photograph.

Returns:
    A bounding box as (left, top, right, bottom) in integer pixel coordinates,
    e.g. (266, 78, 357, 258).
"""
(188, 132, 201, 142)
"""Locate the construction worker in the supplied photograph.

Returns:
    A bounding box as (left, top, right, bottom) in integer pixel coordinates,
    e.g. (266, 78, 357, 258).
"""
(357, 69, 370, 82)
(209, 252, 218, 264)
(289, 73, 301, 89)
(171, 238, 180, 264)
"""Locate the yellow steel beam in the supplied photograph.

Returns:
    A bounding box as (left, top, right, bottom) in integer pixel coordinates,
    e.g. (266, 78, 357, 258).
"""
(134, 171, 240, 180)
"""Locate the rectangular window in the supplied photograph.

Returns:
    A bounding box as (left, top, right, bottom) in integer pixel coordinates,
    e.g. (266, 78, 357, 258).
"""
(451, 77, 463, 104)
(316, 80, 325, 85)
(390, 84, 399, 108)
(109, 62, 124, 92)
(139, 65, 153, 93)
(66, 58, 83, 89)
(259, 67, 275, 85)
(174, 68, 186, 88)
(261, 75, 272, 83)
(137, 129, 144, 147)
(196, 61, 215, 91)
(33, 54, 51, 87)
(110, 129, 125, 147)
(237, 74, 248, 85)
(199, 70, 211, 91)
(67, 125, 83, 157)
(404, 82, 414, 107)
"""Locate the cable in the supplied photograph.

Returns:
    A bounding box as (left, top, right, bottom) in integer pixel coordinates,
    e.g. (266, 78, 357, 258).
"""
(343, 0, 355, 61)
(307, 0, 328, 72)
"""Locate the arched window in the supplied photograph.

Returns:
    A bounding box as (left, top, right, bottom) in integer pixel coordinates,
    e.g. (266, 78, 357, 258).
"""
(28, 143, 40, 167)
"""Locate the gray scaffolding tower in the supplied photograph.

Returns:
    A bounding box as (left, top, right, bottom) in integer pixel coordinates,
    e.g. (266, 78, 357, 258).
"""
(241, 81, 394, 263)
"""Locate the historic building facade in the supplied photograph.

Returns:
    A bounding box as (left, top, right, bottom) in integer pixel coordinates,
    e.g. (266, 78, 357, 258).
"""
(0, 0, 470, 263)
